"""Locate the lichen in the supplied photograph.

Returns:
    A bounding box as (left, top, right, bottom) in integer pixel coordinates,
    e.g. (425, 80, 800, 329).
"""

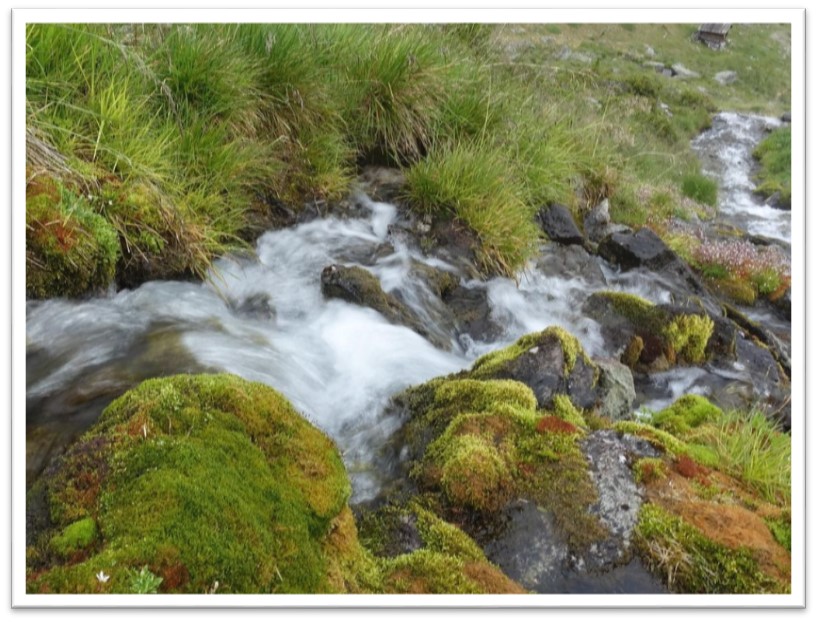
(27, 373, 368, 594)
(635, 503, 782, 593)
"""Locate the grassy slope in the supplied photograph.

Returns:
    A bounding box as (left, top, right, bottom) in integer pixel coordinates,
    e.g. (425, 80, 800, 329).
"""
(25, 23, 791, 294)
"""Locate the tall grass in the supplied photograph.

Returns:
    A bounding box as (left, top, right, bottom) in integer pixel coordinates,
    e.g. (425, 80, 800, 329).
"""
(712, 410, 791, 504)
(753, 126, 791, 207)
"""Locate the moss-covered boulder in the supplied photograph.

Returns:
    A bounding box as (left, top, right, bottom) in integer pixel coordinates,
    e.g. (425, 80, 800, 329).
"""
(26, 178, 120, 299)
(357, 500, 526, 594)
(469, 326, 600, 409)
(583, 291, 716, 370)
(26, 374, 379, 594)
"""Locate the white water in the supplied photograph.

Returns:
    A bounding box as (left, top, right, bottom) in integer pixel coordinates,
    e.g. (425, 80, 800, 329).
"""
(27, 114, 791, 499)
(692, 111, 790, 244)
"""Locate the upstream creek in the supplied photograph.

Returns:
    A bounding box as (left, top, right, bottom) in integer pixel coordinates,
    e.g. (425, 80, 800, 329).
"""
(25, 112, 791, 593)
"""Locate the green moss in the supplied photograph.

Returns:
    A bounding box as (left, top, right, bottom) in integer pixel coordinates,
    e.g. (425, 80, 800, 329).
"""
(651, 395, 723, 437)
(765, 514, 791, 552)
(438, 434, 514, 512)
(595, 292, 661, 329)
(635, 504, 782, 593)
(550, 394, 587, 428)
(664, 314, 714, 364)
(28, 374, 366, 594)
(26, 182, 121, 299)
(49, 518, 98, 557)
(470, 326, 592, 378)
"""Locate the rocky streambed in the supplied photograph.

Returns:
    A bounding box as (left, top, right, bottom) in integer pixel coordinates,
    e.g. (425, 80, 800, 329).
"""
(25, 113, 792, 595)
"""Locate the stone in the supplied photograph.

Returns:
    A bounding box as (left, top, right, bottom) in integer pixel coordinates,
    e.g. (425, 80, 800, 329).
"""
(780, 111, 791, 123)
(594, 358, 637, 421)
(583, 198, 632, 244)
(597, 228, 677, 271)
(714, 70, 738, 85)
(671, 63, 700, 79)
(644, 45, 656, 57)
(536, 203, 584, 245)
(534, 244, 607, 287)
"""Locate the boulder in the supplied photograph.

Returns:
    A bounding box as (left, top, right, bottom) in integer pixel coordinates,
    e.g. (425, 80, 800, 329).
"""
(714, 70, 738, 85)
(26, 374, 377, 594)
(536, 203, 584, 245)
(594, 358, 637, 421)
(671, 63, 700, 79)
(535, 244, 607, 287)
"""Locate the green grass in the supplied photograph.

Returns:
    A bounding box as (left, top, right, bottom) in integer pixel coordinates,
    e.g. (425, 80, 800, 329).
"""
(26, 23, 791, 296)
(753, 126, 791, 207)
(681, 173, 718, 206)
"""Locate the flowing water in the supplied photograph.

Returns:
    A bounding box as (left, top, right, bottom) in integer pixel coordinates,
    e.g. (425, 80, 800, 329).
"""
(25, 112, 791, 593)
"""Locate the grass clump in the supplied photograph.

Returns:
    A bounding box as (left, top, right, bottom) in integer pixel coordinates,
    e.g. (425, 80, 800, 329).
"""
(680, 173, 718, 207)
(405, 140, 540, 276)
(26, 373, 375, 594)
(753, 126, 791, 208)
(712, 410, 791, 504)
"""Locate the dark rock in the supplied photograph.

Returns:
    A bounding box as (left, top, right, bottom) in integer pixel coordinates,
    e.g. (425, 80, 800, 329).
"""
(320, 264, 450, 350)
(472, 328, 599, 409)
(594, 358, 637, 421)
(442, 283, 503, 344)
(535, 244, 607, 287)
(598, 228, 676, 271)
(228, 293, 276, 321)
(359, 166, 407, 203)
(781, 111, 791, 123)
(537, 203, 584, 245)
(772, 289, 791, 321)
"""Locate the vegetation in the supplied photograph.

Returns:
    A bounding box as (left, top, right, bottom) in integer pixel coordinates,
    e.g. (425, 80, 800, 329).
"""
(753, 126, 792, 208)
(26, 23, 791, 294)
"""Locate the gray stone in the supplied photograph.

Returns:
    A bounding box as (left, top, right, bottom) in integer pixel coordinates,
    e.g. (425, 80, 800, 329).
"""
(597, 228, 677, 271)
(594, 358, 637, 420)
(781, 111, 791, 123)
(535, 244, 607, 287)
(671, 63, 700, 79)
(644, 45, 656, 57)
(714, 70, 738, 85)
(579, 430, 660, 571)
(583, 199, 632, 244)
(537, 203, 584, 245)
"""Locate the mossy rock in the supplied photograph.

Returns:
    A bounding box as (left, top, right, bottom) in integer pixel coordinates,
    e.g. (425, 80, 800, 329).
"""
(469, 326, 599, 409)
(27, 374, 377, 594)
(26, 180, 120, 299)
(583, 292, 716, 369)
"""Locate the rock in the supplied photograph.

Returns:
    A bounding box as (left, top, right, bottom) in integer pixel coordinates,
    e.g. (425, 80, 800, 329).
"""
(534, 244, 607, 287)
(470, 327, 599, 409)
(536, 203, 584, 245)
(661, 68, 675, 78)
(26, 374, 376, 594)
(780, 111, 791, 123)
(579, 430, 660, 571)
(442, 282, 503, 344)
(583, 198, 631, 244)
(671, 63, 700, 79)
(597, 228, 709, 299)
(594, 358, 637, 421)
(772, 289, 791, 321)
(227, 293, 275, 321)
(597, 228, 676, 271)
(644, 45, 656, 57)
(359, 166, 406, 202)
(321, 264, 450, 350)
(714, 70, 738, 85)
(643, 60, 664, 71)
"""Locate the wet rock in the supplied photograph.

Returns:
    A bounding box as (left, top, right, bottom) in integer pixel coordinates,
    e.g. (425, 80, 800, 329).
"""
(671, 63, 700, 79)
(536, 203, 584, 245)
(772, 289, 791, 321)
(471, 327, 599, 409)
(359, 166, 407, 203)
(320, 264, 449, 350)
(594, 358, 637, 421)
(534, 244, 607, 287)
(442, 283, 503, 344)
(780, 111, 791, 123)
(583, 198, 632, 244)
(579, 430, 660, 571)
(227, 293, 276, 321)
(714, 70, 738, 85)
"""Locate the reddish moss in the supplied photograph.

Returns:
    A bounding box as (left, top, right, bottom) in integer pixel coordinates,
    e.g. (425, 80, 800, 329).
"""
(536, 416, 578, 435)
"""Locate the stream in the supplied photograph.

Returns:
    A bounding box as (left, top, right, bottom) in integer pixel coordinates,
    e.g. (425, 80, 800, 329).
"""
(25, 112, 791, 593)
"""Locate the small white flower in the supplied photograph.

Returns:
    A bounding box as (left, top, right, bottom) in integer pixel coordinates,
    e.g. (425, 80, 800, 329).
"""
(96, 570, 110, 583)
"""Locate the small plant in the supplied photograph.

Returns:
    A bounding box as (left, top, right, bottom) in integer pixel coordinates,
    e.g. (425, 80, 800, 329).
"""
(128, 566, 163, 594)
